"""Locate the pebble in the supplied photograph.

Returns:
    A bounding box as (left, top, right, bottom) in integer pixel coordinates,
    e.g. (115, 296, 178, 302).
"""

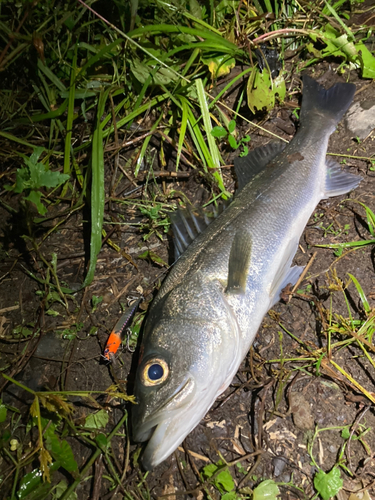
(273, 457, 286, 477)
(345, 100, 375, 139)
(290, 392, 315, 431)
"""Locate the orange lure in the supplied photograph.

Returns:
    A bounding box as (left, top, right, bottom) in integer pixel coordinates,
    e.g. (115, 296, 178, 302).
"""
(103, 298, 142, 362)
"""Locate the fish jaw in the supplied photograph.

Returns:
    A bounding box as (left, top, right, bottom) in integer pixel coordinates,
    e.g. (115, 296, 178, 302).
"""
(133, 378, 226, 470)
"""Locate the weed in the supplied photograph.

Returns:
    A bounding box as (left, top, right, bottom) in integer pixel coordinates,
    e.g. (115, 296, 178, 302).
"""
(211, 119, 251, 156)
(4, 147, 69, 216)
(139, 203, 170, 241)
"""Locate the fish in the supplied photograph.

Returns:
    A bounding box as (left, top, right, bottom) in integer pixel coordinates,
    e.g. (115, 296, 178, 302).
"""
(131, 76, 361, 470)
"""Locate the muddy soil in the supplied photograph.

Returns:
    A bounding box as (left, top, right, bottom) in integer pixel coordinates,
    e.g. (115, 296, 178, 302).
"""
(1, 63, 375, 499)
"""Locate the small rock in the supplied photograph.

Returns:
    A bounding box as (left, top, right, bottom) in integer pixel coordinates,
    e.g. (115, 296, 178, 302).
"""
(280, 473, 291, 483)
(290, 392, 315, 431)
(273, 457, 286, 477)
(328, 445, 338, 454)
(345, 101, 375, 140)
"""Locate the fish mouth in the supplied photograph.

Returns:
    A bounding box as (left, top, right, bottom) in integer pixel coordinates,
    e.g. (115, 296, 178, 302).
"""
(133, 377, 198, 470)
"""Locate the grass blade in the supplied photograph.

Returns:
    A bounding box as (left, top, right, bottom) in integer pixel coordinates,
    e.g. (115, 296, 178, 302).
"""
(81, 89, 108, 288)
(134, 113, 163, 178)
(37, 59, 66, 92)
(195, 78, 225, 193)
(315, 239, 375, 249)
(63, 44, 77, 176)
(347, 273, 371, 314)
(330, 360, 375, 404)
(129, 24, 237, 51)
(176, 96, 189, 171)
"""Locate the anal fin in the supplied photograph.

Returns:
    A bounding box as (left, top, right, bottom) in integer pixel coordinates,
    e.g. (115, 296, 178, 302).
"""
(269, 237, 303, 307)
(226, 231, 252, 295)
(269, 265, 304, 309)
(323, 158, 362, 198)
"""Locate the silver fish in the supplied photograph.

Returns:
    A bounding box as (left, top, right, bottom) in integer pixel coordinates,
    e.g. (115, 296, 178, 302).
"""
(132, 76, 361, 469)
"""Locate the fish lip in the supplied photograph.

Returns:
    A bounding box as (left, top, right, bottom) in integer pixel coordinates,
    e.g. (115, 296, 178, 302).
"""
(132, 376, 194, 444)
(141, 418, 174, 470)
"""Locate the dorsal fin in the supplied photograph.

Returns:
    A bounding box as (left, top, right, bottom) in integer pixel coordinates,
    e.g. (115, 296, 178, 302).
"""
(170, 203, 229, 259)
(234, 142, 286, 191)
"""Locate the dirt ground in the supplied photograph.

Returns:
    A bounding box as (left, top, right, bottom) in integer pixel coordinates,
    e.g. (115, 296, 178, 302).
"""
(1, 63, 375, 499)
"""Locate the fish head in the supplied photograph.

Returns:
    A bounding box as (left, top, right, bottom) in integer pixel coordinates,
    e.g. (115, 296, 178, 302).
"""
(132, 292, 240, 469)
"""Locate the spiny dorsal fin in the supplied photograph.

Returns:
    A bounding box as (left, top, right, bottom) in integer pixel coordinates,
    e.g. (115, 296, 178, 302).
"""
(170, 203, 229, 259)
(234, 142, 286, 191)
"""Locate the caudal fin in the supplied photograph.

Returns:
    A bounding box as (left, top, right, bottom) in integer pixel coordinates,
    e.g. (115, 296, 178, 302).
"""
(300, 76, 355, 130)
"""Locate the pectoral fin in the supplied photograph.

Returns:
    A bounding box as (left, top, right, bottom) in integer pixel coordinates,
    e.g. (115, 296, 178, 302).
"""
(226, 231, 252, 295)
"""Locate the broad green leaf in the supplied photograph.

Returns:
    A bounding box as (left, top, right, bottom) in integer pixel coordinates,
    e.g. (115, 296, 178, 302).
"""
(307, 25, 347, 61)
(29, 163, 69, 189)
(341, 426, 350, 439)
(247, 69, 286, 113)
(253, 479, 280, 500)
(356, 43, 375, 79)
(95, 432, 108, 449)
(45, 431, 78, 472)
(222, 492, 238, 500)
(203, 463, 217, 478)
(91, 295, 103, 312)
(12, 325, 34, 338)
(201, 54, 235, 78)
(329, 33, 357, 59)
(24, 191, 47, 215)
(14, 167, 31, 193)
(17, 468, 44, 500)
(211, 126, 227, 138)
(228, 120, 236, 134)
(228, 135, 238, 149)
(307, 24, 375, 79)
(17, 462, 59, 499)
(202, 463, 235, 493)
(189, 0, 203, 19)
(216, 469, 235, 492)
(53, 480, 78, 500)
(27, 146, 45, 166)
(84, 409, 109, 429)
(314, 468, 343, 500)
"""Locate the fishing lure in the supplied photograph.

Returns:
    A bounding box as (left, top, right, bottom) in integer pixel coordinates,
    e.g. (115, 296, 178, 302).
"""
(103, 297, 142, 362)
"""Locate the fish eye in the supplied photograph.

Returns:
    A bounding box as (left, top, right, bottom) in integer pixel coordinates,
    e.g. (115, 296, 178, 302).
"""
(141, 358, 169, 386)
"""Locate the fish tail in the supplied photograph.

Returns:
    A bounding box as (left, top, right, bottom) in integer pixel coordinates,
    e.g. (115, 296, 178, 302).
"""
(300, 76, 355, 129)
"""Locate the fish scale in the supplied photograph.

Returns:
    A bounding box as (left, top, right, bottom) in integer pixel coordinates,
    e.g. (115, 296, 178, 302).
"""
(131, 76, 362, 470)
